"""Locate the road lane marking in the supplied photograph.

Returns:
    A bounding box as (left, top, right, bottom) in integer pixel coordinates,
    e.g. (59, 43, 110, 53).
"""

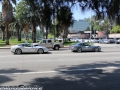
(0, 66, 119, 75)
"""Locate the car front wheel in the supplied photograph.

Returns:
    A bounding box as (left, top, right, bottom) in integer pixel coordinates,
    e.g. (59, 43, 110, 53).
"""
(77, 48, 82, 53)
(94, 48, 99, 52)
(15, 49, 22, 54)
(37, 48, 44, 54)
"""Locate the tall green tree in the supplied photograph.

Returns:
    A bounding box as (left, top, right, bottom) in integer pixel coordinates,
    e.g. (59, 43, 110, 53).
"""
(78, 0, 120, 25)
(111, 25, 120, 34)
(2, 0, 13, 45)
(57, 6, 73, 41)
(16, 0, 31, 42)
(40, 3, 53, 39)
(0, 12, 5, 41)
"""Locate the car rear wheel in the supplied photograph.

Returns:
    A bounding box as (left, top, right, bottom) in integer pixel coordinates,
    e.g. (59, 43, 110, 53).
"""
(54, 45, 59, 50)
(94, 48, 99, 52)
(77, 48, 82, 53)
(15, 49, 22, 54)
(37, 48, 44, 54)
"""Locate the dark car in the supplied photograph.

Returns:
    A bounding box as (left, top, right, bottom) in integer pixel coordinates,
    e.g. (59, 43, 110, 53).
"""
(69, 42, 101, 52)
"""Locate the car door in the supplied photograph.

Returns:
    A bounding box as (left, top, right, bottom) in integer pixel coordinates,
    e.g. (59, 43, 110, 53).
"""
(81, 43, 91, 51)
(39, 40, 48, 47)
(28, 44, 37, 52)
(19, 44, 28, 52)
(80, 43, 87, 51)
(23, 44, 35, 53)
(46, 40, 53, 48)
(86, 45, 93, 51)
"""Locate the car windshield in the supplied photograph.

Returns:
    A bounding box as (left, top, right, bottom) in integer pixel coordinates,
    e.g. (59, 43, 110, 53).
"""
(19, 43, 33, 47)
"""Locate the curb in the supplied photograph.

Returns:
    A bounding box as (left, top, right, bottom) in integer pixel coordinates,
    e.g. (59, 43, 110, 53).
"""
(0, 47, 11, 49)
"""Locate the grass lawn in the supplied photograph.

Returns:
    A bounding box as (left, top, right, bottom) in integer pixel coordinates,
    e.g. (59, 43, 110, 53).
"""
(0, 39, 76, 47)
(0, 38, 93, 47)
(63, 41, 76, 46)
(0, 39, 33, 47)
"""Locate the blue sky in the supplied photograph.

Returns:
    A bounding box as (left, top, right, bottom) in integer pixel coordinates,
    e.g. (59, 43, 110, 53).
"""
(72, 9, 92, 20)
(0, 2, 92, 20)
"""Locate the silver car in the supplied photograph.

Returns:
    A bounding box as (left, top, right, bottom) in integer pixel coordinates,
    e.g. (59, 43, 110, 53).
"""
(11, 43, 49, 54)
(69, 42, 101, 52)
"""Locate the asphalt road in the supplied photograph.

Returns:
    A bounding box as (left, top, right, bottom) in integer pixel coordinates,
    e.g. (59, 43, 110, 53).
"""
(0, 47, 120, 90)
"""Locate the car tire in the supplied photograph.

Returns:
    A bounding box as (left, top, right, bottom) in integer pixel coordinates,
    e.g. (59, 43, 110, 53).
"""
(15, 49, 22, 54)
(37, 48, 44, 54)
(94, 48, 99, 52)
(77, 48, 82, 53)
(54, 45, 59, 50)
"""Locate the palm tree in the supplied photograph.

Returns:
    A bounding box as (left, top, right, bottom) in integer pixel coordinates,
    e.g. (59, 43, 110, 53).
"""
(14, 22, 21, 41)
(2, 0, 13, 45)
(0, 12, 5, 41)
(0, 24, 5, 41)
(57, 6, 73, 41)
(78, 0, 120, 25)
(16, 0, 31, 42)
(40, 3, 53, 39)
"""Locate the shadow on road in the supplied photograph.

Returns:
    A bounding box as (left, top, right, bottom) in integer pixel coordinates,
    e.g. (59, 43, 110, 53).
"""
(29, 61, 120, 90)
(0, 61, 120, 90)
(0, 68, 32, 85)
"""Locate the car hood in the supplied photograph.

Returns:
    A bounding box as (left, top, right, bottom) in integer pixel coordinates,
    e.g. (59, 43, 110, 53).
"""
(11, 45, 21, 49)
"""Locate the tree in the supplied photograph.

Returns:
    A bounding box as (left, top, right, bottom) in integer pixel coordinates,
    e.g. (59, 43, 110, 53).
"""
(57, 6, 73, 41)
(78, 0, 120, 25)
(16, 0, 31, 42)
(85, 27, 90, 31)
(0, 24, 5, 41)
(111, 25, 120, 34)
(2, 0, 13, 45)
(40, 3, 53, 39)
(14, 22, 21, 41)
(100, 17, 111, 32)
(0, 12, 5, 41)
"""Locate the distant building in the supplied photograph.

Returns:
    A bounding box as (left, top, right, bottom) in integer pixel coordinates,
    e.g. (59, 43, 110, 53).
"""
(68, 20, 90, 38)
(69, 20, 90, 33)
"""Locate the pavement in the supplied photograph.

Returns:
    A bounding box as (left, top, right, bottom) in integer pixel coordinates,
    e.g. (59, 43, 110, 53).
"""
(93, 43, 120, 47)
(0, 43, 120, 49)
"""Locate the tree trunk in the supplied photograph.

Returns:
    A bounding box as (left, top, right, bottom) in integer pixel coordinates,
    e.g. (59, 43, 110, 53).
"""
(54, 25, 56, 42)
(2, 31, 5, 41)
(5, 22, 9, 45)
(64, 27, 69, 41)
(42, 26, 44, 38)
(32, 22, 36, 43)
(17, 28, 20, 41)
(46, 25, 48, 39)
(18, 28, 22, 41)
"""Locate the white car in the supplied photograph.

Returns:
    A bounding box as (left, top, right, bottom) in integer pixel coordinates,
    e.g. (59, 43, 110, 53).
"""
(11, 43, 49, 54)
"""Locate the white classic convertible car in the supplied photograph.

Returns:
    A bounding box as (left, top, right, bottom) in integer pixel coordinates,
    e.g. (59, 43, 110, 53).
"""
(11, 43, 49, 54)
